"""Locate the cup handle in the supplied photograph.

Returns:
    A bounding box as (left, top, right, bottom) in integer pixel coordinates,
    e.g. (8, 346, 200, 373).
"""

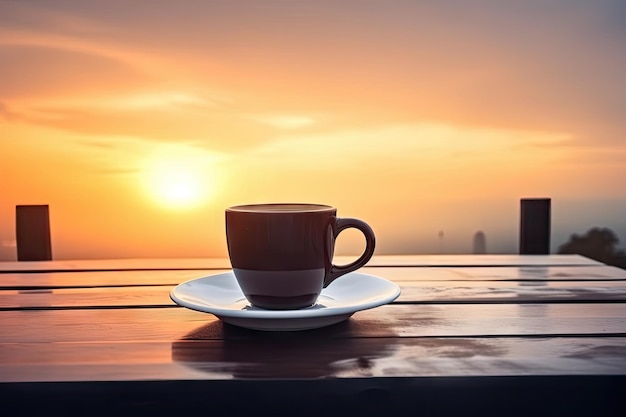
(324, 217, 376, 287)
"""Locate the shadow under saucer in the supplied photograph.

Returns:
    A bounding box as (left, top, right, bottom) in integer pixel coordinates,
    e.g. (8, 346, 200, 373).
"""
(171, 319, 398, 378)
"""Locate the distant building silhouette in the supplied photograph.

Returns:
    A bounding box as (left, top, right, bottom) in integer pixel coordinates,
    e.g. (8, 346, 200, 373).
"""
(438, 230, 444, 253)
(473, 231, 487, 254)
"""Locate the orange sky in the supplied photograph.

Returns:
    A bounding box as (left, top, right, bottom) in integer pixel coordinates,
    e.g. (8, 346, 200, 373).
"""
(1, 1, 625, 261)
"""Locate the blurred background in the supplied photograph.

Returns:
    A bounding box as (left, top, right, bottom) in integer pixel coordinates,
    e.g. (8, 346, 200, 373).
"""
(1, 1, 625, 263)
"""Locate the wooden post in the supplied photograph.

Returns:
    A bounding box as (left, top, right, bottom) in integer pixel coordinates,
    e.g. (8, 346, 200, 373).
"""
(519, 198, 551, 254)
(15, 205, 52, 261)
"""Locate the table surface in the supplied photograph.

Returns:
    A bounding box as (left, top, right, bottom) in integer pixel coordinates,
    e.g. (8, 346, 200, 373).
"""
(2, 254, 626, 416)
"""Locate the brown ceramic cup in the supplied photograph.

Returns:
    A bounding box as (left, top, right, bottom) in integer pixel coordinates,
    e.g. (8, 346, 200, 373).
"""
(225, 203, 376, 310)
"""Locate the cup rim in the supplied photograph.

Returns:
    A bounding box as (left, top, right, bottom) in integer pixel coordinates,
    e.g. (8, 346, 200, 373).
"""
(226, 203, 335, 213)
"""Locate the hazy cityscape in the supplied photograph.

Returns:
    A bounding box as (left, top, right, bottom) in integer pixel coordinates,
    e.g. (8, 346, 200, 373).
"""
(1, 197, 624, 262)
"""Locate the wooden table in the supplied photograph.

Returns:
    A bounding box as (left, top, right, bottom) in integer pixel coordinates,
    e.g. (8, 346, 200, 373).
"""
(1, 254, 625, 416)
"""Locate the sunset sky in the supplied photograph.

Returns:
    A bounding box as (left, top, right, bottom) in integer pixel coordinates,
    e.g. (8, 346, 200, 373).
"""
(1, 0, 625, 261)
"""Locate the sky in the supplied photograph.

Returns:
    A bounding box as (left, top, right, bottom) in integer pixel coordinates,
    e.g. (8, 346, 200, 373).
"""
(1, 0, 625, 261)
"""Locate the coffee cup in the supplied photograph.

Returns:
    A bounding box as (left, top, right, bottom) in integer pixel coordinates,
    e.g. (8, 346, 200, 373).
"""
(225, 203, 375, 310)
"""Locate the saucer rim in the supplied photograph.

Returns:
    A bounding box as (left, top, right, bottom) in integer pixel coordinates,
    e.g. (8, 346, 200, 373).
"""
(169, 271, 400, 319)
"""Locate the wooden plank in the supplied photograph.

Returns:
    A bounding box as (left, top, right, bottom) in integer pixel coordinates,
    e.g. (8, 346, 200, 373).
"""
(0, 254, 601, 272)
(1, 265, 623, 291)
(0, 270, 230, 290)
(1, 336, 625, 382)
(362, 254, 600, 267)
(396, 281, 626, 303)
(0, 257, 232, 273)
(371, 265, 626, 282)
(1, 304, 625, 344)
(3, 280, 626, 309)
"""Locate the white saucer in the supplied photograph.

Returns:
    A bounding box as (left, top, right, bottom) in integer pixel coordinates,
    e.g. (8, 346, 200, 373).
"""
(170, 271, 400, 331)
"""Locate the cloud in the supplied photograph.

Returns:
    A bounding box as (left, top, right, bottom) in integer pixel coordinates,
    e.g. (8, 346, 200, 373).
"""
(0, 1, 114, 36)
(104, 92, 213, 110)
(248, 122, 569, 171)
(250, 114, 316, 129)
(6, 101, 276, 152)
(30, 91, 220, 112)
(0, 4, 193, 98)
(0, 44, 150, 99)
(561, 148, 626, 166)
(1, 0, 625, 153)
(94, 168, 142, 175)
(0, 28, 161, 75)
(0, 102, 19, 121)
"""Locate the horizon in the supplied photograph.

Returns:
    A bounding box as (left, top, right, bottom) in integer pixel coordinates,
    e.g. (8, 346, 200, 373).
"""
(1, 196, 625, 261)
(1, 1, 625, 261)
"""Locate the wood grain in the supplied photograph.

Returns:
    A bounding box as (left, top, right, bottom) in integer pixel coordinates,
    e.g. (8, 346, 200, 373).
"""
(3, 279, 626, 309)
(1, 255, 623, 416)
(1, 265, 624, 291)
(0, 254, 600, 273)
(1, 304, 625, 344)
(1, 336, 625, 382)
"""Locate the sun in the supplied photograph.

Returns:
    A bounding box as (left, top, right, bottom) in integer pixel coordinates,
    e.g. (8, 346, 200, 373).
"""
(149, 163, 202, 206)
(142, 145, 217, 209)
